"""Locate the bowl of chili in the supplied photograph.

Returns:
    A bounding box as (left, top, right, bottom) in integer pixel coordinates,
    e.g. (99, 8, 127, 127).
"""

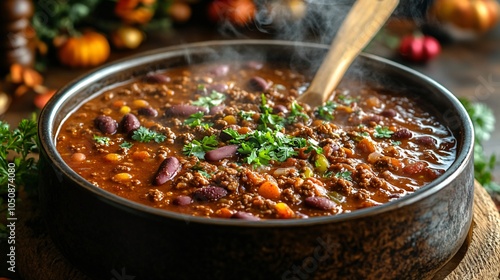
(38, 40, 474, 279)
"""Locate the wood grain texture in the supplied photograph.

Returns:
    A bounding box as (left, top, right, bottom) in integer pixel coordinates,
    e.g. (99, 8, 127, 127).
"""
(16, 181, 500, 280)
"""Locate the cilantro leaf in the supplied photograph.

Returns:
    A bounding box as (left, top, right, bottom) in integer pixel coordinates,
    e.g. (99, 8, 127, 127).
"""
(192, 90, 226, 108)
(182, 135, 219, 159)
(184, 112, 213, 130)
(373, 125, 393, 139)
(131, 127, 166, 143)
(287, 101, 309, 124)
(316, 101, 337, 120)
(93, 135, 111, 146)
(120, 141, 133, 149)
(335, 171, 352, 181)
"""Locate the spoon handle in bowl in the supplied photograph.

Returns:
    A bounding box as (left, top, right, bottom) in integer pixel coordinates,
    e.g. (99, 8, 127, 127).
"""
(298, 0, 399, 108)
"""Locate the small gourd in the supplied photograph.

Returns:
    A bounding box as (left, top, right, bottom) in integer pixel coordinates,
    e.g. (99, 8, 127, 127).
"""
(430, 0, 500, 33)
(57, 31, 110, 68)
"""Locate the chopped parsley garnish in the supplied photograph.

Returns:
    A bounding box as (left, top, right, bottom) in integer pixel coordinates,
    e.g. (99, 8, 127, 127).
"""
(223, 127, 321, 166)
(192, 90, 226, 108)
(120, 141, 133, 149)
(287, 101, 309, 123)
(373, 125, 394, 139)
(338, 95, 358, 105)
(182, 135, 219, 159)
(93, 135, 111, 146)
(335, 171, 352, 181)
(239, 111, 255, 121)
(316, 101, 338, 120)
(258, 94, 284, 130)
(184, 112, 213, 130)
(390, 140, 402, 146)
(131, 126, 166, 143)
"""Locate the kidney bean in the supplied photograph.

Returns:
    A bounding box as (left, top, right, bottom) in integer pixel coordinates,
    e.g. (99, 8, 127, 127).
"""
(362, 114, 383, 124)
(415, 136, 436, 147)
(381, 109, 397, 118)
(153, 157, 181, 186)
(210, 105, 225, 115)
(173, 195, 193, 206)
(165, 104, 209, 116)
(304, 196, 337, 210)
(94, 115, 118, 134)
(208, 64, 229, 77)
(120, 113, 141, 134)
(248, 76, 269, 91)
(231, 211, 260, 220)
(138, 107, 158, 117)
(393, 128, 412, 139)
(243, 61, 263, 70)
(192, 186, 228, 202)
(142, 73, 171, 83)
(208, 83, 228, 93)
(205, 145, 238, 161)
(273, 104, 288, 114)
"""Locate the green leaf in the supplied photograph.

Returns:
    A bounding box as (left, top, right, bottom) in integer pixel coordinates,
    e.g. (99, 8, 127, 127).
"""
(93, 135, 111, 146)
(192, 91, 226, 108)
(131, 127, 166, 143)
(182, 135, 219, 159)
(315, 101, 337, 120)
(373, 125, 394, 139)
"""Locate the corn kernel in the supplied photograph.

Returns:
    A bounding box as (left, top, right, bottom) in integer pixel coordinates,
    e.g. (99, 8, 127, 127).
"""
(223, 115, 237, 125)
(104, 153, 122, 162)
(113, 173, 132, 182)
(119, 106, 131, 114)
(133, 99, 149, 108)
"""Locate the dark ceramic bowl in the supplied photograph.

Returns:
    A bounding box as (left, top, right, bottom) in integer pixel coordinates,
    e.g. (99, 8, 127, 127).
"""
(38, 40, 474, 280)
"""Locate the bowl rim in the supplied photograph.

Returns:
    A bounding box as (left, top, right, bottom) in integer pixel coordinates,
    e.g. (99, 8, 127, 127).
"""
(38, 39, 474, 227)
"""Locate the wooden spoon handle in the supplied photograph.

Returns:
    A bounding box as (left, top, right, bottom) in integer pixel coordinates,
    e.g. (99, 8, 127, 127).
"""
(297, 0, 399, 108)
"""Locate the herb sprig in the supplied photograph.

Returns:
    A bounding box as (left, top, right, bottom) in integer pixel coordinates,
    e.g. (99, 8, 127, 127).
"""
(460, 98, 500, 194)
(0, 115, 39, 239)
(131, 126, 166, 143)
(182, 135, 219, 159)
(192, 90, 226, 108)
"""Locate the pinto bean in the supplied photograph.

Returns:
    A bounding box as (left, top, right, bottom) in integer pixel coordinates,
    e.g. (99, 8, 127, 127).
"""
(231, 211, 260, 220)
(304, 196, 337, 210)
(142, 73, 171, 83)
(138, 107, 158, 117)
(153, 157, 181, 186)
(165, 104, 209, 116)
(205, 145, 238, 161)
(120, 113, 140, 134)
(94, 115, 118, 134)
(248, 76, 269, 91)
(192, 186, 228, 202)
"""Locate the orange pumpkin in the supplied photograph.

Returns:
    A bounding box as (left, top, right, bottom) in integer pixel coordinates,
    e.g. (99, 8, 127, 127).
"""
(431, 0, 500, 33)
(57, 31, 110, 68)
